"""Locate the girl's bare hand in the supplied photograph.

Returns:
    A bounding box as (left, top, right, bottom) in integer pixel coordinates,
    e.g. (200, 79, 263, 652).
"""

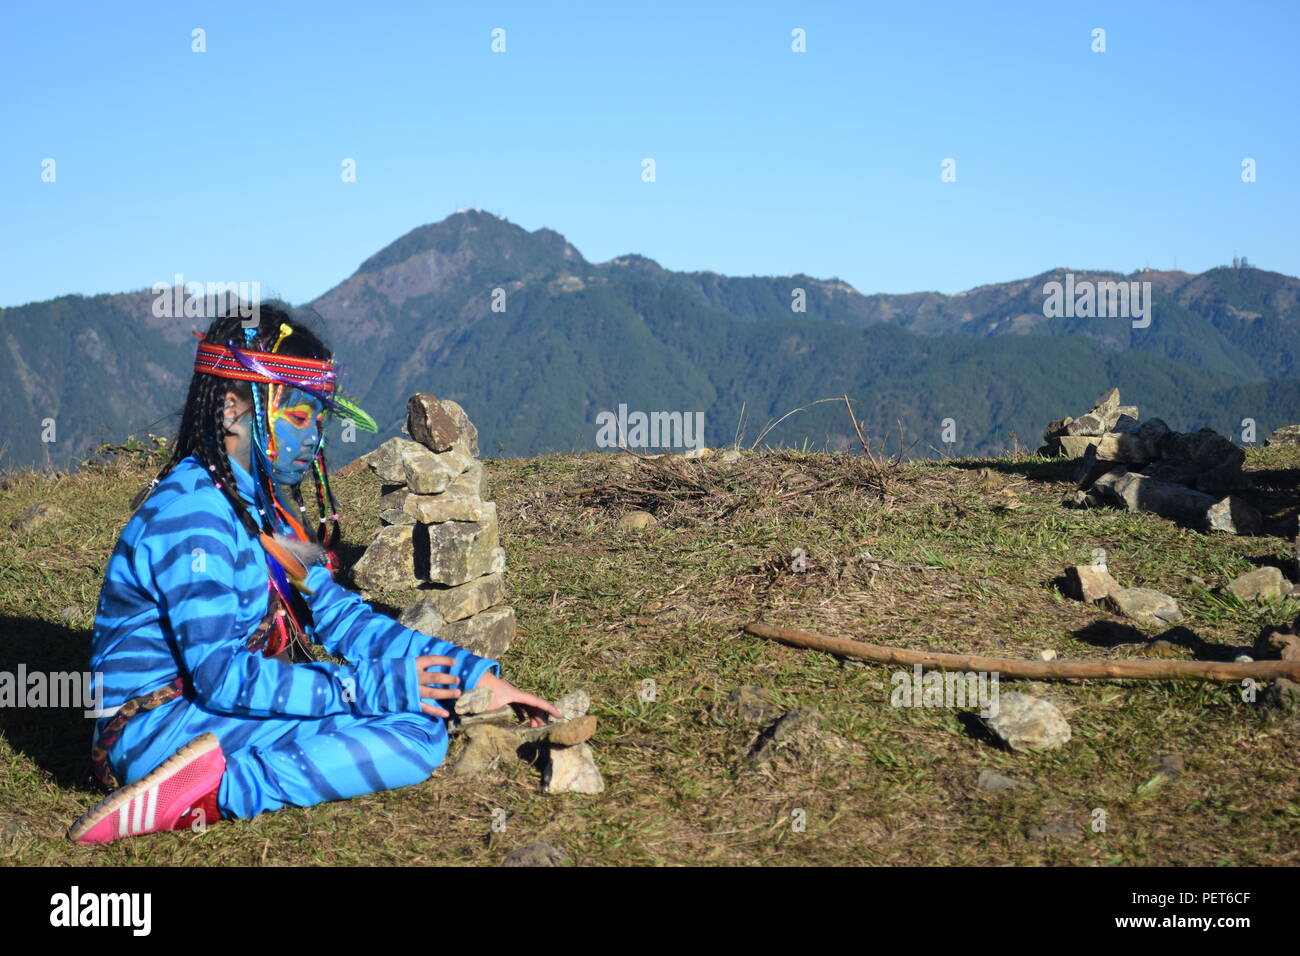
(477, 672, 563, 727)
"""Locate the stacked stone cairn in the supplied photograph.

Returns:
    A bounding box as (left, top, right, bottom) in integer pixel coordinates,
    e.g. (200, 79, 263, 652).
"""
(350, 394, 604, 792)
(1039, 388, 1262, 535)
(352, 394, 513, 661)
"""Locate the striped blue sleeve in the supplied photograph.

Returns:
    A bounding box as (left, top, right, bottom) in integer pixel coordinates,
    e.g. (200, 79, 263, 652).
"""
(136, 498, 425, 718)
(302, 563, 500, 692)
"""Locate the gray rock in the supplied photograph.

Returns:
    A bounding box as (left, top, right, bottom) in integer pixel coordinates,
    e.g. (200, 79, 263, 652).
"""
(543, 742, 605, 794)
(1092, 433, 1160, 464)
(1056, 435, 1099, 459)
(1110, 472, 1217, 523)
(404, 442, 475, 495)
(501, 843, 571, 867)
(1066, 413, 1109, 437)
(420, 508, 500, 586)
(984, 693, 1072, 752)
(976, 769, 1034, 793)
(1061, 564, 1120, 604)
(442, 606, 516, 659)
(437, 399, 480, 458)
(407, 573, 505, 624)
(353, 525, 420, 591)
(554, 689, 591, 721)
(1225, 567, 1289, 601)
(718, 449, 743, 463)
(399, 596, 447, 635)
(1138, 418, 1172, 442)
(403, 464, 488, 522)
(1158, 428, 1246, 471)
(406, 393, 460, 453)
(379, 507, 417, 527)
(1194, 462, 1251, 494)
(1102, 587, 1183, 627)
(1043, 416, 1074, 441)
(451, 724, 520, 776)
(454, 686, 496, 715)
(1094, 387, 1121, 410)
(1206, 496, 1262, 535)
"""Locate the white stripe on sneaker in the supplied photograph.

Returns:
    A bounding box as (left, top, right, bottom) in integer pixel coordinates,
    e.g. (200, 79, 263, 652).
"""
(118, 803, 129, 837)
(144, 785, 159, 831)
(131, 792, 145, 835)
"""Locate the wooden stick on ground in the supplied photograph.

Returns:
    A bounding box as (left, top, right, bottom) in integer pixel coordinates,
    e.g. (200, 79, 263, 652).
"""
(744, 621, 1300, 683)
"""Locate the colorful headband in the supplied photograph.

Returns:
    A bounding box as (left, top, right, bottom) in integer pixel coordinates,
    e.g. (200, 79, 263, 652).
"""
(190, 331, 377, 431)
(193, 336, 336, 393)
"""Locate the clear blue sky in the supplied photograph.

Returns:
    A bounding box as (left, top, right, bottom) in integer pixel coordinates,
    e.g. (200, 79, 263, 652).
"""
(3, 1, 1296, 308)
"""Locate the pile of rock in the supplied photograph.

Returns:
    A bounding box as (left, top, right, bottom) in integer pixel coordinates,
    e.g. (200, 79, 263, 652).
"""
(1040, 388, 1262, 535)
(450, 687, 604, 794)
(352, 394, 514, 662)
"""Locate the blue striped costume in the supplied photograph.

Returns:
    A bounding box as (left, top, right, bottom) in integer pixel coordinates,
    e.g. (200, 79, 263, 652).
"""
(89, 454, 498, 819)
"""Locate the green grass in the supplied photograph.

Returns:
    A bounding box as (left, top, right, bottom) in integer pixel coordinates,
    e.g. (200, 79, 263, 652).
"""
(1, 440, 1298, 865)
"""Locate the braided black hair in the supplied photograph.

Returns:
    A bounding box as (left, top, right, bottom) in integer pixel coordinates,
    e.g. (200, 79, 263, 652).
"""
(134, 303, 337, 543)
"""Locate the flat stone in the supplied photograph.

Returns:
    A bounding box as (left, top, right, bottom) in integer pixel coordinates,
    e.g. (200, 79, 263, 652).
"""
(353, 524, 420, 591)
(1225, 567, 1289, 601)
(403, 464, 487, 522)
(1093, 433, 1159, 464)
(1061, 564, 1121, 604)
(985, 693, 1071, 752)
(543, 742, 605, 794)
(1102, 587, 1183, 627)
(500, 843, 571, 867)
(406, 393, 460, 453)
(718, 449, 743, 463)
(379, 507, 417, 526)
(409, 573, 504, 624)
(398, 596, 447, 635)
(442, 606, 516, 660)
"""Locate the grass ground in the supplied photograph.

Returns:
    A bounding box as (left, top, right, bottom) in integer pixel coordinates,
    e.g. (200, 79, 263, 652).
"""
(1, 438, 1298, 865)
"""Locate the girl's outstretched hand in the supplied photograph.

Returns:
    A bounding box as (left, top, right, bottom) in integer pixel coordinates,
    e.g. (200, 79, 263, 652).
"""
(476, 671, 563, 727)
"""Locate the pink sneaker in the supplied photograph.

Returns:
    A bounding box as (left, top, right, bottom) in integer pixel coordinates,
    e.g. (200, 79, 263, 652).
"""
(69, 733, 225, 845)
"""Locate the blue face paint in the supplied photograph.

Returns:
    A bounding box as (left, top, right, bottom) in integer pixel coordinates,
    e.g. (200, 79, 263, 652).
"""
(268, 387, 326, 485)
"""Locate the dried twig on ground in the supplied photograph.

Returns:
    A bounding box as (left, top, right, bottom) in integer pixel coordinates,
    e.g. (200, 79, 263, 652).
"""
(744, 621, 1300, 682)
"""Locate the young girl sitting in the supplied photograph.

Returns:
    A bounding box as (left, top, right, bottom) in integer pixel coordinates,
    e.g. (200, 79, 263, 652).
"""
(70, 304, 559, 844)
